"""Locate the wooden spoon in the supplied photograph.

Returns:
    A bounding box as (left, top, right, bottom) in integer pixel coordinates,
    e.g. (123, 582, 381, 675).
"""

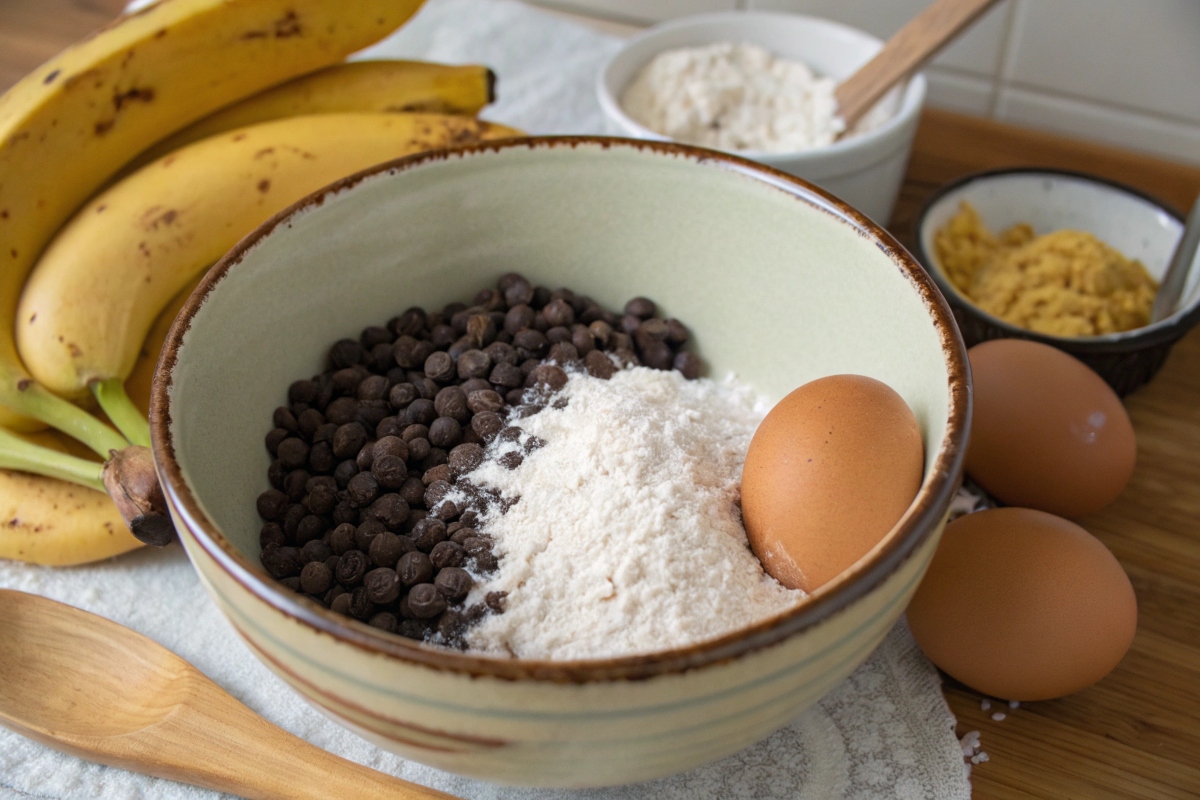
(835, 0, 1003, 129)
(0, 589, 457, 800)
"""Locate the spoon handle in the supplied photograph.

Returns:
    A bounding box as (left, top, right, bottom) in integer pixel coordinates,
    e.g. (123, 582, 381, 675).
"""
(1151, 195, 1200, 323)
(835, 0, 1002, 128)
(128, 673, 460, 800)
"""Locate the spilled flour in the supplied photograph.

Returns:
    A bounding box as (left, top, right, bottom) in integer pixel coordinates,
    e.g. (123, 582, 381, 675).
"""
(454, 366, 803, 660)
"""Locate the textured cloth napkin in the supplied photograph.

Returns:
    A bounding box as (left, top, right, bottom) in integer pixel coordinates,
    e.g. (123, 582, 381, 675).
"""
(1, 1, 970, 797)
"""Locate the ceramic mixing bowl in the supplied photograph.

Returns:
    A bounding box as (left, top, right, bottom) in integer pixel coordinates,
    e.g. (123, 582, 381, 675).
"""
(151, 137, 969, 788)
(597, 11, 927, 224)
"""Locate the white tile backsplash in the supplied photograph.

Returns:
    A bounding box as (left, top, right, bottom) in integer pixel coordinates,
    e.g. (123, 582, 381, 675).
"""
(1004, 0, 1200, 125)
(531, 0, 736, 25)
(925, 67, 995, 116)
(996, 87, 1200, 166)
(746, 0, 1013, 76)
(537, 0, 1200, 165)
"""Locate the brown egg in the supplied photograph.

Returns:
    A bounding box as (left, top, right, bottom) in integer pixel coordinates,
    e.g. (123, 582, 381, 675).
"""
(967, 339, 1135, 518)
(741, 374, 924, 593)
(908, 507, 1137, 701)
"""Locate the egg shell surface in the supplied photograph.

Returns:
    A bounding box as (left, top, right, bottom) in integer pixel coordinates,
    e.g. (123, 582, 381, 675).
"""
(741, 374, 924, 593)
(907, 507, 1137, 701)
(966, 339, 1136, 518)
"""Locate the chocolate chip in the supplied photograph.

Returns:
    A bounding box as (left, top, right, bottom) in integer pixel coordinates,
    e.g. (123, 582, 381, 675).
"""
(303, 484, 336, 516)
(512, 328, 548, 358)
(584, 349, 616, 379)
(295, 515, 324, 546)
(397, 550, 433, 586)
(424, 351, 456, 383)
(369, 531, 415, 568)
(399, 476, 427, 506)
(346, 471, 379, 507)
(371, 454, 408, 489)
(407, 583, 447, 619)
(329, 339, 362, 369)
(300, 561, 333, 595)
(364, 567, 402, 604)
(457, 349, 491, 380)
(354, 375, 386, 403)
(335, 550, 368, 587)
(433, 386, 469, 421)
(257, 489, 289, 520)
(489, 361, 523, 388)
(289, 380, 319, 405)
(330, 523, 357, 555)
(301, 539, 332, 565)
(368, 612, 399, 633)
(429, 540, 466, 569)
(406, 437, 431, 462)
(389, 382, 418, 410)
(434, 567, 473, 602)
(530, 364, 568, 391)
(262, 546, 303, 579)
(448, 443, 486, 474)
(276, 438, 309, 470)
(390, 308, 426, 337)
(428, 417, 463, 449)
(260, 522, 286, 549)
(673, 351, 702, 379)
(331, 592, 353, 616)
(543, 298, 575, 327)
(547, 341, 578, 365)
(373, 435, 408, 462)
(640, 339, 673, 370)
(471, 411, 503, 441)
(412, 517, 448, 552)
(347, 586, 375, 620)
(624, 297, 656, 319)
(406, 398, 437, 426)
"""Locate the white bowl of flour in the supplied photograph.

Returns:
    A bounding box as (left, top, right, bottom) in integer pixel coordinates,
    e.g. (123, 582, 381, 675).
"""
(598, 11, 926, 224)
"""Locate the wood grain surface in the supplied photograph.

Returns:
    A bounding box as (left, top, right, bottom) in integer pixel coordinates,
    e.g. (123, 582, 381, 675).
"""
(2, 2, 1198, 798)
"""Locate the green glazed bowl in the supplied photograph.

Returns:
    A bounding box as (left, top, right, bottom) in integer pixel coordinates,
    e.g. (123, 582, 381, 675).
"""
(151, 137, 969, 788)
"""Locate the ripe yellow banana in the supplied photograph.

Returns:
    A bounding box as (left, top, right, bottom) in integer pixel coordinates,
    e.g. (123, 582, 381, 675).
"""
(126, 272, 204, 420)
(0, 277, 197, 567)
(0, 465, 142, 567)
(125, 60, 495, 173)
(17, 112, 521, 430)
(0, 0, 424, 453)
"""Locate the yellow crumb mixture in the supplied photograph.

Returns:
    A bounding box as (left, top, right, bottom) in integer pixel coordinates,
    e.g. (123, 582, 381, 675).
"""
(935, 202, 1158, 336)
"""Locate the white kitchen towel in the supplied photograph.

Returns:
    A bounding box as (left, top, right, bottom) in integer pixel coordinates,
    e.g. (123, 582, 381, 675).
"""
(1, 1, 970, 797)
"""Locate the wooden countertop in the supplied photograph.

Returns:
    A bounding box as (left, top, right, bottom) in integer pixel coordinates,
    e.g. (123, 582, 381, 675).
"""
(2, 2, 1198, 798)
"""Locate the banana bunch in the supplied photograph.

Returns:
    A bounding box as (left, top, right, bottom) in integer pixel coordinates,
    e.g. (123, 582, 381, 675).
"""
(0, 0, 522, 565)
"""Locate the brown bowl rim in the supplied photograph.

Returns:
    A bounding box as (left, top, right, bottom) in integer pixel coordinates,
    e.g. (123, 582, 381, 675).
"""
(150, 135, 970, 684)
(912, 166, 1200, 352)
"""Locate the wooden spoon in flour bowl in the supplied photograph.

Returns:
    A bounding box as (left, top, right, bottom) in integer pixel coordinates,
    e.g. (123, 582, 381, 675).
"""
(835, 0, 1003, 129)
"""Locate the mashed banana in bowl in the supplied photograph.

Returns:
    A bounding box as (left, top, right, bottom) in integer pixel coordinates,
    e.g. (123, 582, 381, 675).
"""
(935, 202, 1159, 337)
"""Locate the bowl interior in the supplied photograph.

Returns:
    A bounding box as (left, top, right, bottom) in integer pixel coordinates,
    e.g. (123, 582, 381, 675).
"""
(918, 171, 1199, 337)
(161, 140, 959, 650)
(598, 11, 918, 162)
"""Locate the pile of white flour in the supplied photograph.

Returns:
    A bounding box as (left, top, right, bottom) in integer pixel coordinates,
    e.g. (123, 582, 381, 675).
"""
(621, 41, 889, 153)
(454, 366, 803, 660)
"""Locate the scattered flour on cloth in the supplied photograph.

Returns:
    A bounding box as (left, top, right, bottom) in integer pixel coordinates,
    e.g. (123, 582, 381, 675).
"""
(454, 366, 804, 660)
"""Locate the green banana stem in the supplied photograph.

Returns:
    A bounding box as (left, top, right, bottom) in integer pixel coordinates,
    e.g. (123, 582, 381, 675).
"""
(3, 378, 130, 458)
(91, 378, 151, 448)
(0, 427, 106, 493)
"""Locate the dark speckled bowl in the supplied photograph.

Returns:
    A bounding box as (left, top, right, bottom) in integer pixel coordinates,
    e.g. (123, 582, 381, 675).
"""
(914, 168, 1200, 396)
